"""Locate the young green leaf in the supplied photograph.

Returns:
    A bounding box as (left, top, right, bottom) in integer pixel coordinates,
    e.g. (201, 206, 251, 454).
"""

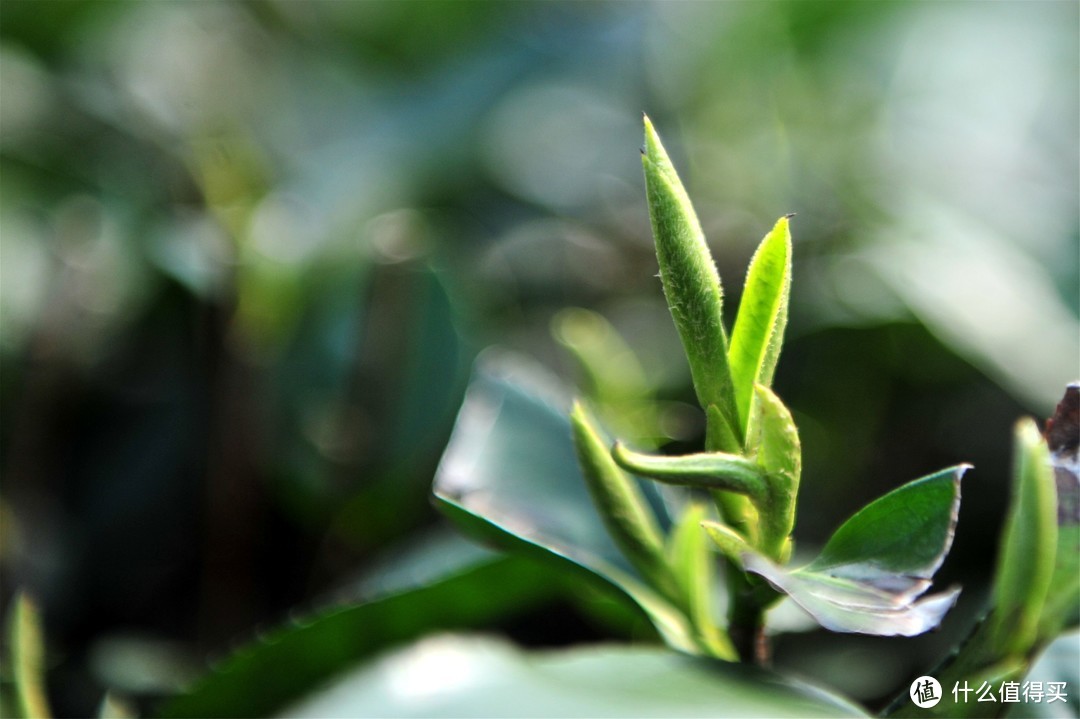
(570, 402, 674, 595)
(729, 217, 792, 439)
(611, 442, 767, 500)
(807, 466, 964, 580)
(745, 466, 967, 636)
(667, 503, 737, 659)
(552, 308, 662, 447)
(431, 353, 700, 655)
(702, 520, 756, 568)
(8, 593, 52, 719)
(992, 418, 1058, 656)
(751, 385, 801, 561)
(641, 116, 740, 448)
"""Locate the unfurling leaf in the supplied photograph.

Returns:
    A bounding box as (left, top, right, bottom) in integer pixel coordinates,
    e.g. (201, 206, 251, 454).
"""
(751, 385, 801, 562)
(642, 115, 740, 450)
(729, 217, 792, 440)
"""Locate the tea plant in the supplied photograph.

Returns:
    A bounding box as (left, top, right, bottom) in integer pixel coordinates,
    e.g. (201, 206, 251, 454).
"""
(6, 119, 1075, 719)
(440, 116, 967, 664)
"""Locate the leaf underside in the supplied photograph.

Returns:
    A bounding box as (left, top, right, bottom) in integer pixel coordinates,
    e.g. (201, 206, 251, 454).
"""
(744, 466, 966, 636)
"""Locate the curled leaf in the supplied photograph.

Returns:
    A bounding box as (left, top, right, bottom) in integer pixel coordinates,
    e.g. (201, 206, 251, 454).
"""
(744, 466, 966, 636)
(611, 442, 767, 500)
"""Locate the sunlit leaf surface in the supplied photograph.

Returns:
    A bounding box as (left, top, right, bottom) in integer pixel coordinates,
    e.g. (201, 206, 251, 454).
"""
(433, 351, 697, 651)
(745, 467, 965, 635)
(282, 635, 869, 718)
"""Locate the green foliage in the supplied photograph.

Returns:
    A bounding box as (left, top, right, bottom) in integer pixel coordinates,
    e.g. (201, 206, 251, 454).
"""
(729, 217, 792, 439)
(163, 549, 578, 718)
(282, 635, 869, 718)
(744, 467, 965, 636)
(6, 593, 52, 719)
(570, 402, 674, 601)
(641, 116, 740, 452)
(992, 419, 1058, 656)
(886, 398, 1079, 718)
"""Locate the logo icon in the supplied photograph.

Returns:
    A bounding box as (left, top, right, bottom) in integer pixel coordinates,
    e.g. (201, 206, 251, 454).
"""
(911, 676, 942, 708)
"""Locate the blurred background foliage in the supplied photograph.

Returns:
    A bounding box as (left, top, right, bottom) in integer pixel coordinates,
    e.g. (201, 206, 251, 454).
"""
(0, 1, 1076, 716)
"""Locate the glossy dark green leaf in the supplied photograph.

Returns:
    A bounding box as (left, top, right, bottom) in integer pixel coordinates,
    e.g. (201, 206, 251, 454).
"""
(160, 552, 569, 718)
(729, 217, 792, 437)
(807, 466, 964, 579)
(745, 466, 966, 636)
(433, 351, 698, 652)
(642, 116, 740, 449)
(282, 635, 870, 718)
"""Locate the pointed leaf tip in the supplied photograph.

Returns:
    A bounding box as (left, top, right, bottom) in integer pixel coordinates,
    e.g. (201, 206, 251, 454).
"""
(730, 219, 793, 437)
(640, 120, 740, 441)
(743, 466, 966, 636)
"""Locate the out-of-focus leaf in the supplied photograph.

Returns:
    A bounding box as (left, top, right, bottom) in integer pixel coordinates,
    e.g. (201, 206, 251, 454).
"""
(887, 402, 1077, 719)
(98, 693, 136, 719)
(433, 351, 698, 652)
(281, 634, 870, 718)
(667, 503, 735, 658)
(552, 308, 662, 446)
(7, 593, 52, 719)
(1008, 630, 1080, 718)
(641, 116, 739, 450)
(569, 402, 673, 598)
(993, 419, 1057, 655)
(1042, 383, 1080, 638)
(729, 216, 792, 437)
(159, 553, 568, 718)
(746, 467, 966, 636)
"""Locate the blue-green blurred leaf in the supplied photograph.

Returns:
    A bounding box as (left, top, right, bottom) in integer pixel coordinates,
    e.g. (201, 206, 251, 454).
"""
(433, 351, 697, 651)
(282, 634, 870, 718)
